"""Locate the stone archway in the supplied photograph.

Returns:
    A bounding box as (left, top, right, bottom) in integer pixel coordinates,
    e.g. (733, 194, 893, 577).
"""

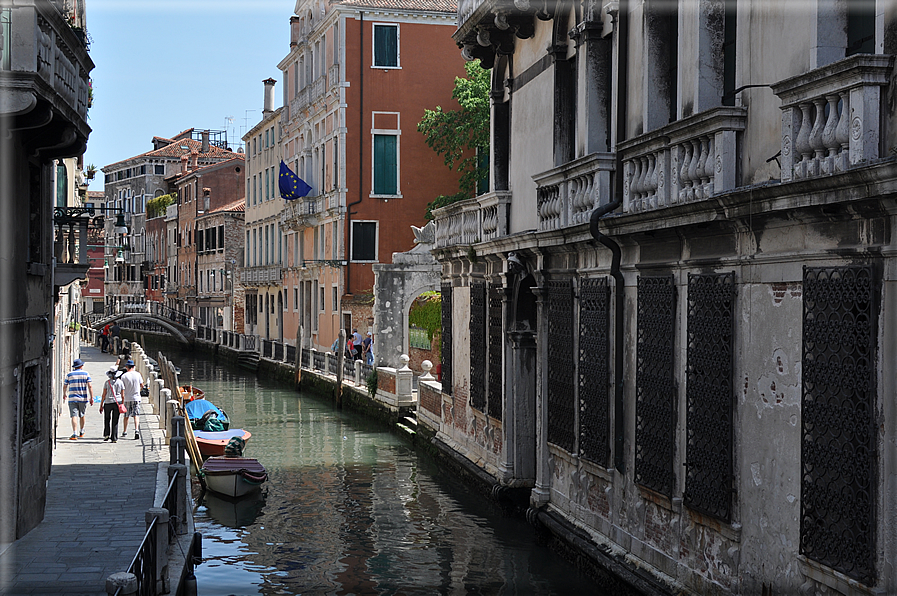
(372, 223, 440, 369)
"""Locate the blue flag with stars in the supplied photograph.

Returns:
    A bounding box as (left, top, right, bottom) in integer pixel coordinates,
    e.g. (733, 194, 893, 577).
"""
(279, 160, 312, 200)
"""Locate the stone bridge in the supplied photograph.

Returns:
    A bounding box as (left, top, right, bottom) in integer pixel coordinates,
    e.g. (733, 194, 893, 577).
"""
(93, 313, 195, 345)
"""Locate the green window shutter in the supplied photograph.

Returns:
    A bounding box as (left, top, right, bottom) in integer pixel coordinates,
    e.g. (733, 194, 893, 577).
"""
(373, 135, 397, 195)
(352, 222, 377, 261)
(374, 25, 397, 67)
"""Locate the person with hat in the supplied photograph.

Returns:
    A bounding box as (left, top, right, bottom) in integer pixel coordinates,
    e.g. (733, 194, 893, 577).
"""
(99, 366, 124, 442)
(119, 359, 144, 440)
(62, 358, 94, 440)
(362, 331, 374, 366)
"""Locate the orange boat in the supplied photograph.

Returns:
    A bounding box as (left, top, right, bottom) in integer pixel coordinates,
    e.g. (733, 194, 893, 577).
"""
(193, 429, 252, 458)
(179, 385, 205, 402)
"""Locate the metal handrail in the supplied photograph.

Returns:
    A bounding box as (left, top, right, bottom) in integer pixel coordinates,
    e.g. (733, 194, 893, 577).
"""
(161, 473, 179, 544)
(113, 516, 157, 596)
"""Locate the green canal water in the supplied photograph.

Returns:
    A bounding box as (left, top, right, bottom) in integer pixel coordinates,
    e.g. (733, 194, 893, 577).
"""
(162, 347, 603, 595)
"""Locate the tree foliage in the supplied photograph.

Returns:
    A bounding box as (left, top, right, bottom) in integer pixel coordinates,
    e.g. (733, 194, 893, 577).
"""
(146, 193, 175, 219)
(418, 60, 490, 219)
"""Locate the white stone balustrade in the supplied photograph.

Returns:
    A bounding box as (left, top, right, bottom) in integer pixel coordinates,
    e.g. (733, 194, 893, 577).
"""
(620, 107, 746, 213)
(434, 191, 511, 249)
(533, 152, 615, 231)
(772, 54, 895, 183)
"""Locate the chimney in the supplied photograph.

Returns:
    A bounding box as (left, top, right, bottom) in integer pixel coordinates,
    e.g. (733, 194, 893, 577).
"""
(263, 78, 277, 115)
(290, 16, 301, 46)
(201, 130, 210, 153)
(190, 149, 199, 170)
(203, 188, 210, 213)
(180, 155, 189, 175)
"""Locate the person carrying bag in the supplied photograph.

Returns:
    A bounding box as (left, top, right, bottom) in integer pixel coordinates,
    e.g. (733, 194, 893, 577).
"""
(100, 366, 124, 443)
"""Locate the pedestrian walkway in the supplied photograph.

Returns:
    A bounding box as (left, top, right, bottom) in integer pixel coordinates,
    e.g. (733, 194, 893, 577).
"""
(0, 346, 168, 595)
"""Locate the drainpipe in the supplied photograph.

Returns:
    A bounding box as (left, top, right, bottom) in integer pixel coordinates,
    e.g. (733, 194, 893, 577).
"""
(345, 10, 364, 296)
(589, 0, 628, 474)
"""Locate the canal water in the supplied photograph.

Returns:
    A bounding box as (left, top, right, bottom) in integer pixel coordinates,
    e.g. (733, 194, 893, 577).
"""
(162, 347, 602, 595)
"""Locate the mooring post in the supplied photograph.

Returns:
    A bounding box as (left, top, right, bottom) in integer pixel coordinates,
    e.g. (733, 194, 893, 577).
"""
(295, 325, 303, 385)
(335, 328, 346, 409)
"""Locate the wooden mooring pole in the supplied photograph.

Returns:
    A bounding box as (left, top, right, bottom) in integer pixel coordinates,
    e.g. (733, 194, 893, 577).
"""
(335, 329, 346, 409)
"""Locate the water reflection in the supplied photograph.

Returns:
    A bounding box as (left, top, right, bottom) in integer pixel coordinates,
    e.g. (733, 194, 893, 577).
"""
(160, 346, 601, 595)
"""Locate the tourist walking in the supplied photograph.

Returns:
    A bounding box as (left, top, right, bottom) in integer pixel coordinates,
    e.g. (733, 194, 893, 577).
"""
(352, 329, 363, 360)
(100, 323, 110, 353)
(99, 366, 124, 443)
(62, 358, 94, 440)
(119, 359, 144, 439)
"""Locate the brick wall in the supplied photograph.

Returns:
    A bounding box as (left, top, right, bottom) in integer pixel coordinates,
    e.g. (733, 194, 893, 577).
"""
(419, 382, 441, 416)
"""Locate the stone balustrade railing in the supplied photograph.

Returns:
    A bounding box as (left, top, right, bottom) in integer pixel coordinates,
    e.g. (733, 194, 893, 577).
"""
(772, 54, 894, 183)
(620, 107, 746, 214)
(457, 0, 486, 28)
(309, 75, 326, 105)
(533, 152, 615, 231)
(239, 265, 282, 284)
(433, 191, 511, 249)
(281, 196, 323, 231)
(328, 63, 340, 89)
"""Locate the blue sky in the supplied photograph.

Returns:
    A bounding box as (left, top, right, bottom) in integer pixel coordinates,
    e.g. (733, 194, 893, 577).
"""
(82, 0, 292, 189)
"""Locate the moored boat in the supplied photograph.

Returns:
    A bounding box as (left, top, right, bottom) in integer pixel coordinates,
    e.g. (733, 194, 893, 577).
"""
(185, 398, 230, 432)
(179, 385, 205, 402)
(201, 456, 268, 498)
(193, 429, 252, 458)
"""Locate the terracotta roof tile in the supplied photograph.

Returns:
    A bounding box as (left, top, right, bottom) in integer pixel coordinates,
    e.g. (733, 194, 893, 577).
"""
(211, 198, 246, 214)
(103, 136, 237, 170)
(335, 0, 456, 11)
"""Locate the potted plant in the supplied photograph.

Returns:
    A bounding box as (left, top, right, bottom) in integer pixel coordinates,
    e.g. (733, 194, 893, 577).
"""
(85, 164, 96, 180)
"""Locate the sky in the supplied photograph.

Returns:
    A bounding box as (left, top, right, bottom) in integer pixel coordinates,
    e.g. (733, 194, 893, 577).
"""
(82, 0, 294, 190)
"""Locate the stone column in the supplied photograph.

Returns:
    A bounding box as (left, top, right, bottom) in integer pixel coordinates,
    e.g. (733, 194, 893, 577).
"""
(502, 330, 537, 486)
(529, 275, 551, 508)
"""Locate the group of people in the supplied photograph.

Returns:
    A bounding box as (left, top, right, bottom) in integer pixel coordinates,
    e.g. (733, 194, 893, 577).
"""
(62, 346, 145, 442)
(332, 328, 374, 365)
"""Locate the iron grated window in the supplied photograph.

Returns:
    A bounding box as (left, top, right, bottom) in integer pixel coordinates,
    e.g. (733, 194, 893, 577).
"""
(470, 281, 487, 411)
(579, 277, 611, 466)
(684, 272, 734, 521)
(547, 279, 575, 452)
(441, 282, 453, 396)
(800, 265, 876, 584)
(22, 364, 39, 442)
(488, 283, 504, 420)
(635, 276, 677, 497)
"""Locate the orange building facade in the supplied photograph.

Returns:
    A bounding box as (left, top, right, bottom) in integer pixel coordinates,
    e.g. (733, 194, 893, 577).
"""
(279, 0, 464, 351)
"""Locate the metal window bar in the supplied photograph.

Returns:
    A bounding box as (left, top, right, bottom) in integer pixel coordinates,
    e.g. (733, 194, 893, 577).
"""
(469, 281, 487, 411)
(579, 277, 612, 468)
(634, 276, 676, 495)
(684, 272, 735, 521)
(547, 279, 575, 452)
(800, 265, 876, 583)
(487, 283, 503, 420)
(441, 282, 453, 395)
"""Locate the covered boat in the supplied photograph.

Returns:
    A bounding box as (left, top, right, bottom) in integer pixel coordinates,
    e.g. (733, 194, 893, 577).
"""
(193, 429, 252, 458)
(185, 399, 230, 432)
(201, 457, 267, 498)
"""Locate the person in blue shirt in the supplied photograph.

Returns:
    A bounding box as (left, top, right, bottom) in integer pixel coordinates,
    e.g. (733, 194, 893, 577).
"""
(62, 358, 94, 440)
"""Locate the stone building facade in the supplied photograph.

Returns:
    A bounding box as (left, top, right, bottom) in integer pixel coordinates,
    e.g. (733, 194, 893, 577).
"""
(429, 1, 897, 594)
(195, 199, 245, 331)
(278, 0, 465, 352)
(0, 0, 93, 541)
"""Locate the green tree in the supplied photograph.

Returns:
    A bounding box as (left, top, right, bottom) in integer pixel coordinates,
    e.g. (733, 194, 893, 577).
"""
(146, 193, 175, 219)
(418, 59, 490, 219)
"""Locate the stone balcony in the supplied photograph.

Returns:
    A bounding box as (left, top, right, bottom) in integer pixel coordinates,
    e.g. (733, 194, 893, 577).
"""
(533, 152, 615, 231)
(328, 63, 340, 90)
(281, 195, 325, 231)
(0, 0, 93, 157)
(620, 107, 747, 214)
(240, 265, 282, 285)
(772, 54, 894, 183)
(434, 191, 511, 249)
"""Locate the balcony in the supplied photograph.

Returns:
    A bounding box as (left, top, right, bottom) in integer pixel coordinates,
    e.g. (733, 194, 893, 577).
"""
(619, 107, 747, 214)
(281, 195, 325, 231)
(104, 280, 144, 297)
(309, 74, 326, 105)
(328, 63, 340, 90)
(772, 54, 894, 183)
(240, 265, 283, 285)
(0, 1, 93, 157)
(434, 191, 510, 249)
(533, 152, 615, 231)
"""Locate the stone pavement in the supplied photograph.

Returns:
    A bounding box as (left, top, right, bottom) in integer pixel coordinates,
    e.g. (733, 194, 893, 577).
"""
(0, 345, 169, 595)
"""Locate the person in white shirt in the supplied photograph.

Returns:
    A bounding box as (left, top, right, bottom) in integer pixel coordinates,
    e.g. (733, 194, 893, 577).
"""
(99, 366, 124, 443)
(119, 359, 144, 440)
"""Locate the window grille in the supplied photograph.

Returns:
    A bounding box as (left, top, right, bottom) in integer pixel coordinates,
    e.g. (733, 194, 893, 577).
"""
(441, 282, 453, 396)
(800, 265, 876, 583)
(684, 272, 734, 521)
(22, 364, 39, 442)
(635, 276, 677, 496)
(547, 279, 574, 452)
(487, 283, 503, 421)
(469, 281, 486, 411)
(579, 277, 611, 466)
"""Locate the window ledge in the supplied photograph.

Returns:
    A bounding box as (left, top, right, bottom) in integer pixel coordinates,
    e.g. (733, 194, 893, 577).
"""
(370, 193, 402, 199)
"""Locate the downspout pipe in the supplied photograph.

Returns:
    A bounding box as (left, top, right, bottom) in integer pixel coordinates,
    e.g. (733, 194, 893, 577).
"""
(346, 10, 364, 295)
(589, 0, 628, 474)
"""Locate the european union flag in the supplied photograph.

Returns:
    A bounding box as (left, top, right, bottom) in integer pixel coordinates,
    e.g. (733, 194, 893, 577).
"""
(279, 160, 312, 200)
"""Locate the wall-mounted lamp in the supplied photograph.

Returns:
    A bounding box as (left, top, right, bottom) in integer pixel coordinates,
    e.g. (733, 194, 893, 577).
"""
(113, 213, 128, 235)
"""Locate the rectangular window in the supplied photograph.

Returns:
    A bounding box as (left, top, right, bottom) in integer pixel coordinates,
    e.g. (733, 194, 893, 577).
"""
(319, 285, 325, 312)
(294, 287, 299, 311)
(154, 164, 165, 175)
(373, 134, 398, 195)
(218, 225, 224, 250)
(332, 286, 338, 312)
(351, 221, 377, 262)
(373, 24, 398, 67)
